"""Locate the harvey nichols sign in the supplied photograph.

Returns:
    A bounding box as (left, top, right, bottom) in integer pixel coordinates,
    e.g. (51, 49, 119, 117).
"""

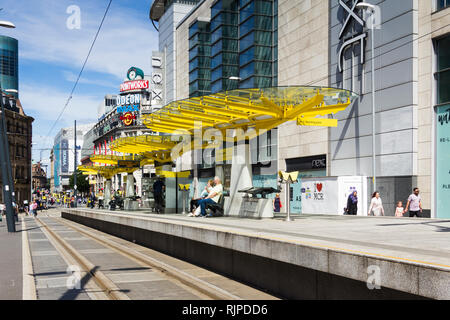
(337, 0, 380, 73)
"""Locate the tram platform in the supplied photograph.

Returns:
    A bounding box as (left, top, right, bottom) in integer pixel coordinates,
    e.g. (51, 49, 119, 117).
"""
(61, 208, 450, 300)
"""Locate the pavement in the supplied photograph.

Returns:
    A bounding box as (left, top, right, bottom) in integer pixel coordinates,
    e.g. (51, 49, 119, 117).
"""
(0, 215, 22, 300)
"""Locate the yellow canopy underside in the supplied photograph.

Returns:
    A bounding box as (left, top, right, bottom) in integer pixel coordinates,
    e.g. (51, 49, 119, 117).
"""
(94, 87, 356, 177)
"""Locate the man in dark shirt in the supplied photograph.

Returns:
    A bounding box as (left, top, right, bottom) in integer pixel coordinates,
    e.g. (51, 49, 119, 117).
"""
(153, 178, 165, 213)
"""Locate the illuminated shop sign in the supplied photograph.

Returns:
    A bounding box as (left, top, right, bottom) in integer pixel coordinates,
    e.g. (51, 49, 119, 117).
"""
(116, 93, 141, 113)
(120, 112, 136, 126)
(120, 80, 149, 92)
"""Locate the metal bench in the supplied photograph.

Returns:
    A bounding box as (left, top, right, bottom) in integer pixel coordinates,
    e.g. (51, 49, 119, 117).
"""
(238, 187, 281, 199)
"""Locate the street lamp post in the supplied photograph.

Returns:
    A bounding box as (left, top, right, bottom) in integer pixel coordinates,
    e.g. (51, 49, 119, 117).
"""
(357, 2, 377, 193)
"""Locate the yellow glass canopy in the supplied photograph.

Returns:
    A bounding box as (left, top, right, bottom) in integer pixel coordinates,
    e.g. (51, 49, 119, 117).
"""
(141, 86, 356, 134)
(88, 86, 357, 177)
(90, 154, 142, 166)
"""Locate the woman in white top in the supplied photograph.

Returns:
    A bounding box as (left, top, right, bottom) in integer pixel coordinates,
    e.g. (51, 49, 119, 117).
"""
(368, 191, 384, 216)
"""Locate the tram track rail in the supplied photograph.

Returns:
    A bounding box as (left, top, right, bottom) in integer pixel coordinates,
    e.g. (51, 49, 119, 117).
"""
(37, 212, 243, 300)
(36, 217, 129, 300)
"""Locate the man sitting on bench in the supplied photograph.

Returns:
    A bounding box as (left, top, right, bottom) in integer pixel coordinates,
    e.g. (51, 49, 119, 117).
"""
(197, 176, 223, 217)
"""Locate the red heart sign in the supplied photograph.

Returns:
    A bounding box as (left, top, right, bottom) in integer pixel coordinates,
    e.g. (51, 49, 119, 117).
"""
(316, 183, 323, 192)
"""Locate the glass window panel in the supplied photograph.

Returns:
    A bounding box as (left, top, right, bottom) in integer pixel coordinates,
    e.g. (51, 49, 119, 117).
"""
(239, 76, 254, 89)
(201, 57, 211, 68)
(255, 61, 272, 76)
(223, 0, 238, 11)
(211, 27, 222, 43)
(255, 46, 272, 61)
(223, 52, 238, 65)
(239, 1, 254, 23)
(198, 45, 211, 56)
(240, 62, 254, 79)
(438, 69, 450, 104)
(437, 0, 450, 10)
(212, 41, 223, 56)
(254, 76, 272, 88)
(190, 69, 198, 82)
(239, 32, 254, 52)
(255, 0, 272, 15)
(240, 46, 254, 66)
(189, 46, 198, 60)
(438, 36, 450, 71)
(240, 16, 254, 36)
(255, 30, 272, 46)
(255, 15, 272, 30)
(223, 25, 238, 38)
(211, 0, 222, 18)
(211, 79, 223, 93)
(211, 53, 222, 69)
(222, 39, 238, 52)
(189, 22, 199, 39)
(212, 67, 222, 82)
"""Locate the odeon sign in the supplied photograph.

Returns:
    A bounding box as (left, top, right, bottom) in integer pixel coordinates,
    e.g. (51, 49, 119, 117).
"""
(116, 93, 141, 113)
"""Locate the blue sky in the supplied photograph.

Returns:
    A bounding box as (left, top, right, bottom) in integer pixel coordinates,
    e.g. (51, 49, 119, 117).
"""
(0, 0, 158, 166)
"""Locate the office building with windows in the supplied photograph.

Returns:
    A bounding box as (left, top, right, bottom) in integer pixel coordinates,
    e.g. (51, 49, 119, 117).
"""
(149, 0, 450, 218)
(0, 35, 18, 97)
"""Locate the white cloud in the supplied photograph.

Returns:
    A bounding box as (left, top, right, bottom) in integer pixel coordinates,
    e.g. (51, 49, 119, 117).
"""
(62, 70, 117, 88)
(5, 0, 158, 79)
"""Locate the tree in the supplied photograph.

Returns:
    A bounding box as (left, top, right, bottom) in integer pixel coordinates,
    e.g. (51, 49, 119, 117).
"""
(69, 170, 90, 194)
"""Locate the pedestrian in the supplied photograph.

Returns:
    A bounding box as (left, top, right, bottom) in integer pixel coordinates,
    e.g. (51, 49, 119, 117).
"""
(32, 201, 38, 217)
(197, 176, 223, 217)
(273, 193, 282, 213)
(368, 191, 384, 216)
(0, 203, 5, 221)
(345, 190, 358, 215)
(153, 178, 165, 213)
(405, 187, 422, 217)
(23, 200, 29, 215)
(98, 190, 104, 209)
(395, 201, 405, 217)
(189, 180, 213, 215)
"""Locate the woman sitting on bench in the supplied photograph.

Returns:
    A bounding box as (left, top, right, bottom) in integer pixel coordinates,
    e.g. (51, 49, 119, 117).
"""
(189, 179, 214, 215)
(197, 176, 223, 217)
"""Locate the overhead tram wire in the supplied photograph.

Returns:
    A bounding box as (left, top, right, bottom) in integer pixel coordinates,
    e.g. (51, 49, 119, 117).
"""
(44, 0, 113, 146)
(305, 22, 450, 86)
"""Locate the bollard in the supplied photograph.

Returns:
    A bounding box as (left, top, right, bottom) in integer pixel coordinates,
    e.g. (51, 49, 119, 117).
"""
(279, 171, 299, 222)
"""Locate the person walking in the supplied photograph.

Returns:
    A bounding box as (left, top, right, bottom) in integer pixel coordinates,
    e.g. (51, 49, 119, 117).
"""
(153, 178, 165, 214)
(346, 191, 358, 215)
(405, 187, 423, 218)
(368, 191, 384, 216)
(273, 193, 282, 213)
(98, 190, 104, 209)
(32, 201, 38, 217)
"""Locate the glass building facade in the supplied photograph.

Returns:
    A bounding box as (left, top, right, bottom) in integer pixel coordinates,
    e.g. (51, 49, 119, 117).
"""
(189, 20, 212, 97)
(188, 0, 278, 98)
(0, 36, 18, 97)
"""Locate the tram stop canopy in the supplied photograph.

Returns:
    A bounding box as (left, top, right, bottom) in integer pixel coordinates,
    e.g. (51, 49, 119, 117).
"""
(81, 86, 357, 178)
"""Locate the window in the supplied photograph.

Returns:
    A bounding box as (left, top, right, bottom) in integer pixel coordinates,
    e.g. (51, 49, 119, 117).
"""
(437, 0, 450, 10)
(436, 35, 450, 104)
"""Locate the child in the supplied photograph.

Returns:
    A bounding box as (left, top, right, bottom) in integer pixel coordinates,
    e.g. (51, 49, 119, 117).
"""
(395, 201, 405, 217)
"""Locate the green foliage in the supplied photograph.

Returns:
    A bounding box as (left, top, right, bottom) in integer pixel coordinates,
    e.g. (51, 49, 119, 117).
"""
(69, 170, 90, 194)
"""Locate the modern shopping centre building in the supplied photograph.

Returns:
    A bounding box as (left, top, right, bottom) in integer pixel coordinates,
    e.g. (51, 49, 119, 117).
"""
(143, 0, 450, 218)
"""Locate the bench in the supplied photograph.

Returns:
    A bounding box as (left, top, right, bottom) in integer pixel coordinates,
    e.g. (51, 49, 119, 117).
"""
(205, 193, 225, 217)
(238, 187, 281, 199)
